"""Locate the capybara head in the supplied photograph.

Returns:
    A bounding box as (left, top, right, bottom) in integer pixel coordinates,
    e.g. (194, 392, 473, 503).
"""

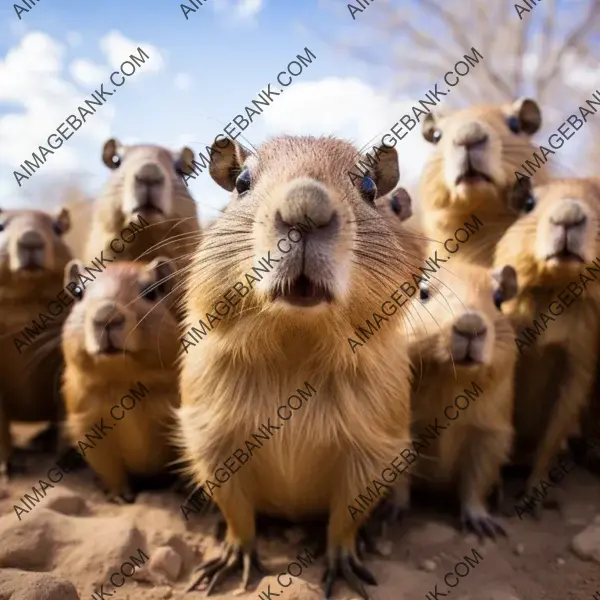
(420, 99, 544, 210)
(185, 135, 419, 347)
(408, 262, 518, 369)
(62, 259, 179, 371)
(0, 208, 72, 281)
(495, 178, 600, 288)
(99, 138, 198, 223)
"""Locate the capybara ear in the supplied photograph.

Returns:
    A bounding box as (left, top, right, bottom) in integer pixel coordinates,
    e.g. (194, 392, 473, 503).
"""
(209, 138, 250, 192)
(491, 264, 518, 305)
(64, 259, 85, 301)
(360, 145, 399, 197)
(102, 138, 122, 169)
(388, 187, 413, 221)
(177, 147, 196, 176)
(422, 111, 440, 144)
(511, 98, 542, 135)
(146, 256, 176, 297)
(53, 207, 71, 235)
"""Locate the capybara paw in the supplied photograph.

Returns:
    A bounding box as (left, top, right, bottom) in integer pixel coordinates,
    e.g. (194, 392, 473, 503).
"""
(461, 505, 507, 541)
(186, 543, 267, 595)
(322, 547, 377, 600)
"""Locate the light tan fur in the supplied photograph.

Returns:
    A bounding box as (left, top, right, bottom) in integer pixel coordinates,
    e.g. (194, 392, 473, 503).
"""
(178, 135, 419, 595)
(407, 262, 517, 531)
(494, 178, 600, 497)
(419, 99, 551, 267)
(61, 260, 180, 498)
(0, 208, 73, 476)
(86, 140, 201, 291)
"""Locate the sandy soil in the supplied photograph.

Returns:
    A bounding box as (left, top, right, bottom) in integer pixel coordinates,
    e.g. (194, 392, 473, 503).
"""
(1, 424, 599, 600)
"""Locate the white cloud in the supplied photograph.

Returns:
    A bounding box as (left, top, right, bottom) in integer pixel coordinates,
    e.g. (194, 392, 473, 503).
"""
(99, 30, 165, 74)
(212, 0, 264, 19)
(66, 31, 83, 48)
(174, 72, 193, 91)
(237, 0, 264, 18)
(70, 59, 106, 87)
(261, 77, 433, 192)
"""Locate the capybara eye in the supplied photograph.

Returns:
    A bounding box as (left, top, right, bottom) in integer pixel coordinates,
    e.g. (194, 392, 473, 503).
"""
(432, 130, 442, 144)
(523, 195, 536, 213)
(419, 282, 430, 301)
(235, 168, 251, 195)
(111, 154, 122, 168)
(174, 159, 186, 177)
(507, 116, 521, 134)
(360, 176, 377, 205)
(493, 288, 504, 309)
(141, 285, 159, 302)
(72, 285, 84, 301)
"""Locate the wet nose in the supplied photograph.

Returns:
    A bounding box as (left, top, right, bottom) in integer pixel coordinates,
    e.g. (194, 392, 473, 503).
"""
(93, 302, 126, 330)
(275, 180, 339, 234)
(135, 163, 165, 187)
(453, 312, 487, 340)
(18, 230, 45, 252)
(549, 201, 587, 230)
(454, 123, 489, 151)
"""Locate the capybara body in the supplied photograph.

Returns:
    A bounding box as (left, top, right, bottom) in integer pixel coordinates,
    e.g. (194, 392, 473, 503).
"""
(0, 208, 73, 476)
(408, 262, 518, 537)
(419, 99, 550, 266)
(494, 178, 600, 502)
(61, 259, 180, 499)
(178, 135, 416, 597)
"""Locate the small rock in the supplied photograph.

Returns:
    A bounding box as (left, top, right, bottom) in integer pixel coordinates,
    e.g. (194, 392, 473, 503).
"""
(514, 543, 525, 556)
(571, 519, 600, 564)
(44, 489, 87, 516)
(256, 576, 322, 600)
(557, 557, 565, 566)
(0, 568, 80, 599)
(149, 546, 182, 581)
(376, 539, 394, 557)
(420, 559, 437, 572)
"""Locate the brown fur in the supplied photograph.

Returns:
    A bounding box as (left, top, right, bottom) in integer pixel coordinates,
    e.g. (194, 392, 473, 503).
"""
(61, 260, 180, 497)
(178, 135, 417, 593)
(0, 208, 73, 476)
(419, 100, 551, 267)
(408, 262, 517, 529)
(494, 178, 600, 495)
(86, 140, 201, 296)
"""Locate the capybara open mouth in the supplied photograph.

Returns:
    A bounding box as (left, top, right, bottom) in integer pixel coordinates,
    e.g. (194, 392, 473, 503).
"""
(271, 273, 333, 307)
(455, 168, 494, 186)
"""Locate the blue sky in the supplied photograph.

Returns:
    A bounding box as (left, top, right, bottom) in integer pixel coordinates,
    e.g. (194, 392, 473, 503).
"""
(0, 0, 597, 222)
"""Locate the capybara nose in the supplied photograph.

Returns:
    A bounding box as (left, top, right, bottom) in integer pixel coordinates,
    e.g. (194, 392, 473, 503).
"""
(453, 312, 487, 340)
(549, 200, 587, 230)
(135, 163, 165, 187)
(276, 180, 338, 233)
(17, 230, 45, 252)
(93, 302, 126, 330)
(453, 123, 489, 150)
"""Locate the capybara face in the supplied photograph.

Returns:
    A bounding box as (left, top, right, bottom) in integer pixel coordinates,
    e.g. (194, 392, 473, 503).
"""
(62, 259, 179, 366)
(496, 178, 600, 287)
(100, 138, 196, 223)
(192, 135, 416, 328)
(408, 262, 517, 369)
(0, 208, 71, 279)
(420, 99, 543, 210)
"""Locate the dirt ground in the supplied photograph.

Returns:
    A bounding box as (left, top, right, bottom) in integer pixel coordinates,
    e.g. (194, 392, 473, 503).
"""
(1, 424, 599, 600)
